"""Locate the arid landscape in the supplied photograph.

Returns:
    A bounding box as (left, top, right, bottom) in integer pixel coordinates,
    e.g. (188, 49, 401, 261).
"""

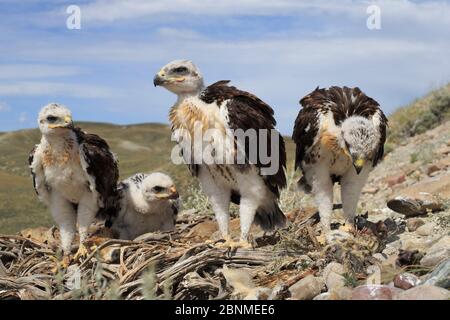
(0, 84, 449, 300)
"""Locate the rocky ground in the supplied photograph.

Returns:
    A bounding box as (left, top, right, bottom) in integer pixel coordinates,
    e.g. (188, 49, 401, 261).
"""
(1, 122, 449, 300)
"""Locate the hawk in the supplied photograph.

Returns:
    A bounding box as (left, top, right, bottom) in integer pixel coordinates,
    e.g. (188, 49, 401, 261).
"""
(29, 103, 120, 266)
(111, 172, 180, 240)
(292, 86, 387, 235)
(154, 60, 287, 248)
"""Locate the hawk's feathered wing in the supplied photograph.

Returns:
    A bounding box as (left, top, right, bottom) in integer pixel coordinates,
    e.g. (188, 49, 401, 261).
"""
(200, 80, 287, 198)
(29, 146, 50, 206)
(74, 128, 120, 221)
(293, 86, 388, 173)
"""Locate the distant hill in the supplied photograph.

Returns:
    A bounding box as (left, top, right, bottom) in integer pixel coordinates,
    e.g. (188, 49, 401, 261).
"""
(0, 121, 296, 234)
(387, 83, 450, 146)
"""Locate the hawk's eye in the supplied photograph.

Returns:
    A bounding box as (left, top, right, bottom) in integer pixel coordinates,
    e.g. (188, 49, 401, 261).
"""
(47, 116, 58, 123)
(172, 66, 188, 74)
(152, 186, 165, 193)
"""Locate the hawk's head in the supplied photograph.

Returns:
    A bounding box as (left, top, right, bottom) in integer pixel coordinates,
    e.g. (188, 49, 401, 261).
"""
(141, 172, 179, 203)
(153, 60, 204, 95)
(341, 116, 380, 174)
(38, 103, 73, 136)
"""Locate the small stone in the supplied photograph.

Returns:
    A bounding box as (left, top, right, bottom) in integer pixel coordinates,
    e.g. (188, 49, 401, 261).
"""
(372, 253, 388, 263)
(420, 236, 450, 267)
(325, 230, 352, 243)
(323, 262, 345, 279)
(426, 164, 441, 176)
(406, 218, 425, 232)
(387, 193, 443, 217)
(329, 287, 353, 300)
(393, 273, 420, 290)
(268, 284, 290, 300)
(382, 246, 399, 257)
(421, 258, 450, 289)
(325, 272, 346, 290)
(415, 223, 434, 236)
(244, 287, 272, 300)
(386, 174, 406, 187)
(394, 285, 450, 300)
(396, 249, 423, 267)
(289, 275, 325, 300)
(351, 285, 400, 300)
(313, 292, 331, 300)
(295, 255, 313, 270)
(436, 145, 450, 155)
(363, 187, 379, 194)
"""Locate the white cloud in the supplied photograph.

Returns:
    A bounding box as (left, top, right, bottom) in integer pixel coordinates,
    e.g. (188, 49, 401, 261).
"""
(0, 64, 83, 79)
(80, 0, 450, 26)
(0, 82, 118, 98)
(0, 102, 11, 112)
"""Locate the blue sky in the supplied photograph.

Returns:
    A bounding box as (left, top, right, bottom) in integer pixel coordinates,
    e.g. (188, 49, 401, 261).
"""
(0, 0, 449, 134)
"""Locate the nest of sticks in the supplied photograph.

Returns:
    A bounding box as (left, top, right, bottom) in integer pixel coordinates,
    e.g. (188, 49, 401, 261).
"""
(0, 209, 384, 300)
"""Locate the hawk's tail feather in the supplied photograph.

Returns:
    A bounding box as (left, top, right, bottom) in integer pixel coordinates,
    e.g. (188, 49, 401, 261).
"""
(254, 202, 287, 231)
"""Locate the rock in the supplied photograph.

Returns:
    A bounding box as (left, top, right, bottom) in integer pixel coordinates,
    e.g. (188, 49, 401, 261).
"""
(436, 145, 450, 155)
(363, 187, 379, 194)
(393, 273, 420, 290)
(426, 164, 442, 176)
(397, 174, 450, 200)
(325, 230, 352, 243)
(386, 174, 406, 187)
(244, 287, 272, 300)
(295, 255, 313, 270)
(372, 253, 388, 263)
(351, 285, 401, 300)
(387, 193, 443, 217)
(396, 249, 423, 267)
(325, 272, 346, 290)
(415, 223, 435, 236)
(313, 292, 331, 300)
(421, 236, 450, 267)
(421, 259, 450, 289)
(406, 218, 425, 232)
(323, 262, 345, 279)
(382, 246, 399, 257)
(400, 235, 438, 252)
(394, 285, 450, 300)
(268, 284, 290, 300)
(329, 287, 353, 300)
(289, 275, 324, 300)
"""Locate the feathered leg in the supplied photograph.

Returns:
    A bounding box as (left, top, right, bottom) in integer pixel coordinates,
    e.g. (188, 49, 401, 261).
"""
(74, 193, 98, 261)
(310, 166, 334, 233)
(50, 192, 76, 268)
(237, 197, 258, 249)
(340, 165, 371, 229)
(198, 168, 231, 244)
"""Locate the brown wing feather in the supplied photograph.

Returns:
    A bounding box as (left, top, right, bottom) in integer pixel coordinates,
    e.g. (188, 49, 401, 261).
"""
(200, 81, 287, 198)
(28, 146, 38, 195)
(74, 128, 120, 221)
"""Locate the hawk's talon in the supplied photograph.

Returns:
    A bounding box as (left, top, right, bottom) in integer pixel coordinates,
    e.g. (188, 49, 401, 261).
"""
(50, 255, 71, 273)
(73, 243, 89, 262)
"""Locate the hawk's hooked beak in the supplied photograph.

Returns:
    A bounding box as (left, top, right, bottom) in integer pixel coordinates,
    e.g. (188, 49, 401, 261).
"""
(168, 186, 179, 200)
(353, 158, 365, 175)
(153, 70, 166, 87)
(156, 186, 179, 200)
(48, 116, 73, 129)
